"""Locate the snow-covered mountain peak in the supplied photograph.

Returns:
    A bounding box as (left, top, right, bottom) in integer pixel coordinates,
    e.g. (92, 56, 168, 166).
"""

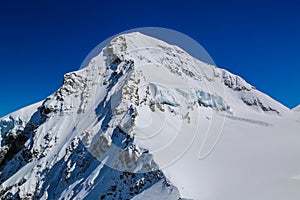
(0, 32, 297, 200)
(77, 32, 287, 117)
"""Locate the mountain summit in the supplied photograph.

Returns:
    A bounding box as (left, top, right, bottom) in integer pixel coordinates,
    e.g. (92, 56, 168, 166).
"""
(0, 32, 299, 200)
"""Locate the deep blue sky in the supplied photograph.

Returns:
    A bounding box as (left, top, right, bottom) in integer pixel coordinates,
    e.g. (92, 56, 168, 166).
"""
(0, 0, 299, 117)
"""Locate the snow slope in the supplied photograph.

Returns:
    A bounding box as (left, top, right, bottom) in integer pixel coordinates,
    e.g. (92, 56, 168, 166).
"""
(0, 101, 42, 167)
(0, 32, 299, 200)
(293, 104, 300, 111)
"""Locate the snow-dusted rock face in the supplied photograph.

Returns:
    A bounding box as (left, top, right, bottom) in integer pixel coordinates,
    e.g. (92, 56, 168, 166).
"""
(1, 32, 299, 200)
(0, 102, 41, 170)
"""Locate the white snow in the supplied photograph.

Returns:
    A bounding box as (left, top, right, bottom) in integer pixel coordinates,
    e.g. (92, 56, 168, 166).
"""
(292, 104, 300, 111)
(0, 32, 299, 200)
(131, 180, 180, 200)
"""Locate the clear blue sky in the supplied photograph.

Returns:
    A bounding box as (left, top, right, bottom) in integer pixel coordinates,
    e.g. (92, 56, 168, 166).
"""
(0, 0, 299, 117)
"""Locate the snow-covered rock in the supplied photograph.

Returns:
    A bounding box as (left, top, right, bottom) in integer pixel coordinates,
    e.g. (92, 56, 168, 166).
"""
(0, 32, 299, 200)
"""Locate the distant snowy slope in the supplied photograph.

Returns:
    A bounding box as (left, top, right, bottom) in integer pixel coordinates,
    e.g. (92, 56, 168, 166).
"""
(0, 101, 41, 167)
(0, 32, 299, 200)
(293, 104, 300, 111)
(0, 101, 41, 122)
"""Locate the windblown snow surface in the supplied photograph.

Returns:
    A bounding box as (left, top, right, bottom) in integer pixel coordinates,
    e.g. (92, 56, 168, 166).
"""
(1, 32, 300, 200)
